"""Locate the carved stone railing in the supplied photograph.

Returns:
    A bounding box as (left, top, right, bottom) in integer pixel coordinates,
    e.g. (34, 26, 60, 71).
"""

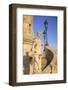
(42, 46, 57, 73)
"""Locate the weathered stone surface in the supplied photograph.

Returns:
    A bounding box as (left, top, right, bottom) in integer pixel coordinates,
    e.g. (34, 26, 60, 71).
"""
(42, 47, 57, 73)
(23, 15, 34, 56)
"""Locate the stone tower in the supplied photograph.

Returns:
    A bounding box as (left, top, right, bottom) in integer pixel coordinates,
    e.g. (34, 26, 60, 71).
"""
(23, 15, 34, 56)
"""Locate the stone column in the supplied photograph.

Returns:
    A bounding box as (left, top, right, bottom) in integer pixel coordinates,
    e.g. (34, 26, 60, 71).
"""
(23, 15, 34, 74)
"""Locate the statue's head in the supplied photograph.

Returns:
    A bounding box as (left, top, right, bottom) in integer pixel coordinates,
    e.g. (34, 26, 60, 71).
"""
(37, 32, 41, 38)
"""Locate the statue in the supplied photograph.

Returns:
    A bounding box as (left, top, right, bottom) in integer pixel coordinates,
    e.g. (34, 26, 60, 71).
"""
(30, 32, 43, 74)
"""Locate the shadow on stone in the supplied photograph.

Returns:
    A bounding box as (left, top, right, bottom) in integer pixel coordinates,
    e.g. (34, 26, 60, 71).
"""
(23, 52, 32, 74)
(42, 48, 54, 71)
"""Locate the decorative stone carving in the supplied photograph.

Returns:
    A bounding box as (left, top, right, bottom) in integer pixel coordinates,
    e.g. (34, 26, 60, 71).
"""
(23, 15, 34, 56)
(31, 32, 43, 74)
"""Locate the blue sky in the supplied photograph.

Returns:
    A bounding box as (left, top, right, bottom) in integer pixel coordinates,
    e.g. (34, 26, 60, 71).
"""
(33, 15, 57, 48)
